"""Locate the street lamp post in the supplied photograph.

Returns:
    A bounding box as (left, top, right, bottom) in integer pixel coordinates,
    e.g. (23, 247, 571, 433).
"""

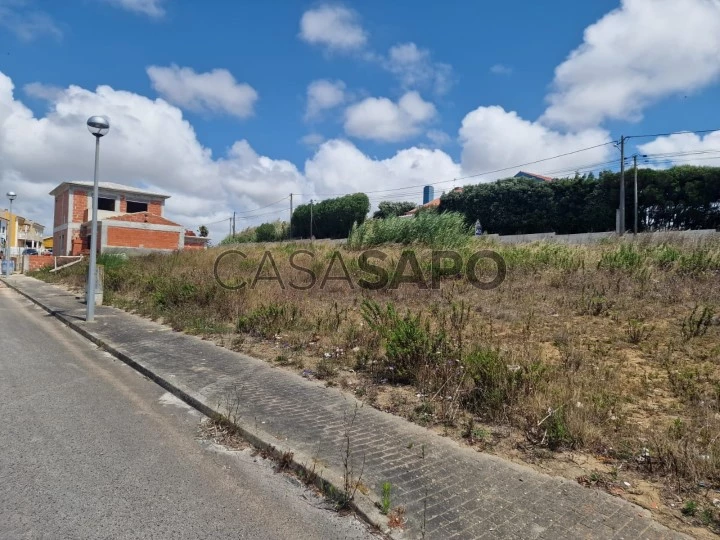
(86, 116, 110, 322)
(5, 191, 16, 277)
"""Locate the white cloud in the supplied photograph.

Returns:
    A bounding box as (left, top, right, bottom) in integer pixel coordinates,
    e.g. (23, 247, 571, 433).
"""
(305, 79, 346, 120)
(300, 133, 325, 147)
(344, 91, 436, 142)
(459, 106, 613, 178)
(305, 139, 460, 199)
(490, 64, 513, 76)
(0, 1, 61, 41)
(299, 5, 367, 52)
(542, 0, 720, 129)
(100, 0, 166, 17)
(23, 82, 63, 101)
(0, 71, 306, 241)
(0, 69, 627, 244)
(638, 131, 720, 167)
(426, 129, 451, 146)
(384, 42, 453, 95)
(146, 65, 258, 119)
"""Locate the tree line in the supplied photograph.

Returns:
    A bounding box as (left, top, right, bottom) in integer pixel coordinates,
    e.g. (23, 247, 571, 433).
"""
(439, 166, 720, 235)
(290, 193, 370, 239)
(221, 166, 720, 243)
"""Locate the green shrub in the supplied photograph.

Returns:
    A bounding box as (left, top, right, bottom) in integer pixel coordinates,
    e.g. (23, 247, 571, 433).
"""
(463, 347, 547, 420)
(348, 211, 470, 249)
(598, 243, 644, 271)
(680, 305, 714, 342)
(649, 244, 681, 268)
(360, 299, 449, 384)
(545, 408, 573, 450)
(497, 242, 584, 272)
(291, 193, 369, 239)
(678, 247, 718, 274)
(255, 222, 278, 242)
(236, 303, 301, 339)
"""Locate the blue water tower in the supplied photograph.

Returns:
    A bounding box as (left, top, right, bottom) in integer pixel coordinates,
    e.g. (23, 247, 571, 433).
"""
(423, 185, 434, 205)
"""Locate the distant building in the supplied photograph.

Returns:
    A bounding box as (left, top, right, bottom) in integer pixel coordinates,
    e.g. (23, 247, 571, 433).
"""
(405, 187, 463, 216)
(422, 185, 435, 205)
(0, 210, 45, 256)
(514, 171, 554, 182)
(49, 181, 209, 256)
(0, 214, 7, 255)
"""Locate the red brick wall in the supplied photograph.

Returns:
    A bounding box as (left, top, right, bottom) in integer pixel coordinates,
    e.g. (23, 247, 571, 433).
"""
(184, 241, 206, 251)
(106, 226, 179, 250)
(53, 190, 70, 256)
(54, 231, 68, 256)
(107, 212, 178, 226)
(148, 200, 163, 217)
(71, 237, 83, 256)
(119, 196, 127, 212)
(27, 255, 54, 271)
(72, 190, 88, 223)
(54, 190, 69, 228)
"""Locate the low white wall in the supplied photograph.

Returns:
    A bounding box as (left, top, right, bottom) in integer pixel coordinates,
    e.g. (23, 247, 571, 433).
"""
(494, 229, 718, 245)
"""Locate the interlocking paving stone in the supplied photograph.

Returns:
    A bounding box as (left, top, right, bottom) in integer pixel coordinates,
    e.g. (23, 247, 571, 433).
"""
(6, 275, 692, 540)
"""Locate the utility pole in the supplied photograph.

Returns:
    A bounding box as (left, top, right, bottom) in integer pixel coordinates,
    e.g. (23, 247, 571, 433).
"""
(289, 194, 293, 223)
(310, 199, 314, 240)
(619, 135, 626, 235)
(232, 211, 236, 237)
(633, 155, 638, 236)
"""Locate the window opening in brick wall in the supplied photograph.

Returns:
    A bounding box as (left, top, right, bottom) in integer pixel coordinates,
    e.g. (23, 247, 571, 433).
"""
(98, 197, 115, 211)
(127, 201, 148, 213)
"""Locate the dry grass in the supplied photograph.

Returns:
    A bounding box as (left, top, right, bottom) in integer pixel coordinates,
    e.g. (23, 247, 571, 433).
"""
(35, 236, 720, 533)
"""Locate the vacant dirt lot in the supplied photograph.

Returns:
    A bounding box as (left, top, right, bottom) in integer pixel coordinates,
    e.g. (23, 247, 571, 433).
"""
(36, 235, 720, 535)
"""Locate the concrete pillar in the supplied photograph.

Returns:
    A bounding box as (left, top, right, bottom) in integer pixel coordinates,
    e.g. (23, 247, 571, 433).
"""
(86, 264, 104, 306)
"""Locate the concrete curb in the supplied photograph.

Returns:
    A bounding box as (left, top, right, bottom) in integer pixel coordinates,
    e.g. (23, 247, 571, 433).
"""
(3, 278, 396, 538)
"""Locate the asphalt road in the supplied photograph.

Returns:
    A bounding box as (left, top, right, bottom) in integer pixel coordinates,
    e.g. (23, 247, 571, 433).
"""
(0, 285, 377, 540)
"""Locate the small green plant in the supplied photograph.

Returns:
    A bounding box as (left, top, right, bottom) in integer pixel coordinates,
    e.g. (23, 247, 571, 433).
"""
(681, 305, 714, 341)
(579, 286, 612, 316)
(700, 508, 714, 526)
(236, 303, 301, 339)
(463, 346, 546, 420)
(315, 355, 336, 380)
(668, 418, 686, 440)
(678, 247, 718, 274)
(598, 243, 644, 271)
(651, 244, 680, 268)
(625, 319, 652, 344)
(544, 408, 572, 450)
(275, 450, 294, 472)
(274, 354, 290, 365)
(380, 482, 392, 515)
(337, 403, 365, 511)
(681, 500, 698, 516)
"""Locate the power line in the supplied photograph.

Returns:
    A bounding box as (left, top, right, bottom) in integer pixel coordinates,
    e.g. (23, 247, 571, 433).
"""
(235, 207, 289, 220)
(210, 128, 720, 231)
(294, 141, 617, 198)
(625, 128, 720, 140)
(453, 141, 616, 183)
(233, 196, 289, 215)
(206, 216, 232, 225)
(293, 131, 720, 202)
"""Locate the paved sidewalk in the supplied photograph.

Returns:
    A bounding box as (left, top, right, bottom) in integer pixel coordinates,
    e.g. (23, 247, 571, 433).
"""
(4, 275, 688, 539)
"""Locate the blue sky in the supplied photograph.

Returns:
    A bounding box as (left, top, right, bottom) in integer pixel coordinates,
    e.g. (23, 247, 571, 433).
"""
(1, 0, 720, 238)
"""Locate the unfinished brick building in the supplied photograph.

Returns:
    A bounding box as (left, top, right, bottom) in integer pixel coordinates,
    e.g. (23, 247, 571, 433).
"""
(50, 181, 208, 256)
